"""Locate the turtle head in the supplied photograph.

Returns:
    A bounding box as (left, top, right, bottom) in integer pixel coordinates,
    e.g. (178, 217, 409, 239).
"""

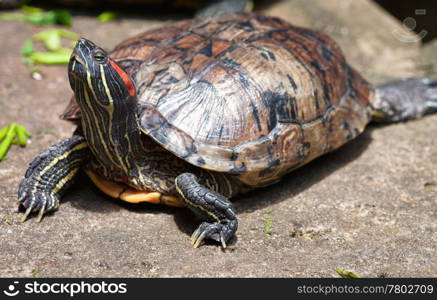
(68, 38, 143, 171)
(68, 38, 136, 108)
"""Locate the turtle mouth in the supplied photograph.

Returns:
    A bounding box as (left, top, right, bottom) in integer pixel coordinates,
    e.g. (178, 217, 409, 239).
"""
(68, 53, 87, 82)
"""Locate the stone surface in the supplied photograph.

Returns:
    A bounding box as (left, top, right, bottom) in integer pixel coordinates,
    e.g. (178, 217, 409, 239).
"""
(0, 0, 436, 277)
(420, 38, 437, 77)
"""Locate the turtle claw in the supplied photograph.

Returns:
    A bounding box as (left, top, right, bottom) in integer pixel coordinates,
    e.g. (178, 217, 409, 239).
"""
(36, 203, 46, 223)
(17, 178, 60, 223)
(21, 206, 33, 223)
(18, 192, 59, 222)
(191, 222, 233, 249)
(193, 231, 207, 248)
(220, 236, 227, 249)
(191, 227, 202, 245)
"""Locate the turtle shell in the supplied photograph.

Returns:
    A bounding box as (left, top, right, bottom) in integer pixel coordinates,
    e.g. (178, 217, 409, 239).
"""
(63, 13, 374, 187)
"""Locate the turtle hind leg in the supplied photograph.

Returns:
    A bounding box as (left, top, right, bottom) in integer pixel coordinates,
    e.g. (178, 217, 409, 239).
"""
(175, 173, 238, 248)
(372, 78, 437, 122)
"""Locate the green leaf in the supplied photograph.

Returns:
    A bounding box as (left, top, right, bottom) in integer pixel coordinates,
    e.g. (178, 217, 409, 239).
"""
(0, 123, 31, 160)
(26, 29, 78, 66)
(29, 49, 72, 65)
(21, 39, 35, 57)
(33, 29, 52, 41)
(19, 125, 31, 137)
(97, 11, 118, 23)
(336, 268, 360, 278)
(34, 29, 79, 46)
(0, 123, 16, 161)
(15, 125, 31, 147)
(45, 31, 62, 51)
(53, 10, 72, 26)
(24, 11, 56, 26)
(34, 29, 72, 51)
(0, 125, 9, 142)
(1, 6, 72, 26)
(12, 136, 19, 145)
(20, 5, 44, 14)
(57, 29, 80, 40)
(39, 30, 61, 51)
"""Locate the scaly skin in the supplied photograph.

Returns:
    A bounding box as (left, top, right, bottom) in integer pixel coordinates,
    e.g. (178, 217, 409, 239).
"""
(18, 135, 90, 222)
(373, 78, 437, 122)
(175, 173, 238, 248)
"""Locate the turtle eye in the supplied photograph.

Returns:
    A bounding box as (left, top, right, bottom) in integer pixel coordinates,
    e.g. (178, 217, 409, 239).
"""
(93, 51, 106, 62)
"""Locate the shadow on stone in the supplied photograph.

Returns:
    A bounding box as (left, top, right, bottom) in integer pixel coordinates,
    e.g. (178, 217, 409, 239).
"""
(172, 127, 374, 242)
(233, 127, 374, 213)
(64, 171, 123, 213)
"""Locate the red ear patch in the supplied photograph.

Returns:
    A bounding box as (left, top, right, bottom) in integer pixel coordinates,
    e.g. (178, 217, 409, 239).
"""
(109, 60, 136, 97)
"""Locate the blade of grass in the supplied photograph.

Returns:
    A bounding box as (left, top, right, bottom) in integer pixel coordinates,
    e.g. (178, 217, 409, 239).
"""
(264, 216, 272, 234)
(12, 136, 20, 145)
(336, 268, 360, 278)
(0, 125, 9, 142)
(18, 125, 31, 137)
(15, 125, 30, 147)
(0, 123, 17, 161)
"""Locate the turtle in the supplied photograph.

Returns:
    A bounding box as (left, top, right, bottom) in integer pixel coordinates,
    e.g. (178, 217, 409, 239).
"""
(18, 12, 437, 248)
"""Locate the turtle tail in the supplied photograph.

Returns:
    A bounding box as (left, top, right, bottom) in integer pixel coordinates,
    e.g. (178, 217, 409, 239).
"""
(371, 78, 437, 122)
(195, 0, 252, 18)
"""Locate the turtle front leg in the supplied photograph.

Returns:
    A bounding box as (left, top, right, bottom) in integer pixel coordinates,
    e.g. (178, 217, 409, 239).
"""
(175, 173, 237, 248)
(18, 135, 89, 222)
